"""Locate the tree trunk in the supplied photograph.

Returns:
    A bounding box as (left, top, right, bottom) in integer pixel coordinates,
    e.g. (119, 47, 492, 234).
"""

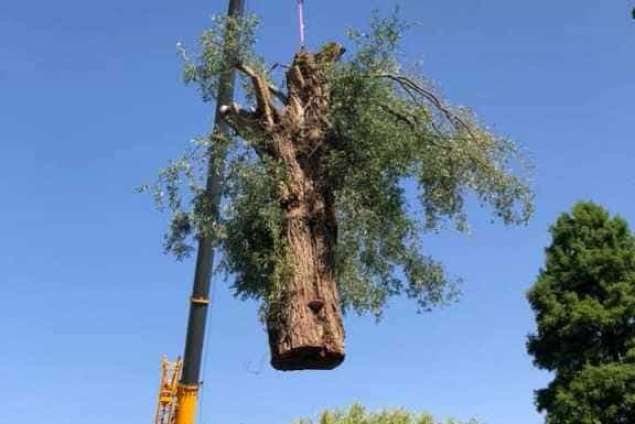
(266, 148, 345, 371)
(221, 44, 348, 370)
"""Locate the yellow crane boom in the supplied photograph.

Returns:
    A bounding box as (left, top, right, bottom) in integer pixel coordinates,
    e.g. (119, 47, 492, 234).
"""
(154, 357, 182, 424)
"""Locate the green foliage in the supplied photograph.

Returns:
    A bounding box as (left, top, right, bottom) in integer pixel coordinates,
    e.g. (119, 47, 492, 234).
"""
(137, 136, 214, 260)
(179, 13, 262, 102)
(143, 10, 533, 318)
(326, 11, 532, 314)
(293, 404, 483, 424)
(527, 201, 635, 423)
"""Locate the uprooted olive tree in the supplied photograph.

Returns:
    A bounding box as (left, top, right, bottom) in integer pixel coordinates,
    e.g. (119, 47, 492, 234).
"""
(143, 11, 533, 371)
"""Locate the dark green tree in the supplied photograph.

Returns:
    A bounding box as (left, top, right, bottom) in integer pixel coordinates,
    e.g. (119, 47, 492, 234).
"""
(144, 10, 533, 370)
(527, 201, 635, 423)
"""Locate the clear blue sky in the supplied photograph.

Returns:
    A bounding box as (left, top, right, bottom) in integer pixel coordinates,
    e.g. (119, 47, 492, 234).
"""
(1, 1, 634, 423)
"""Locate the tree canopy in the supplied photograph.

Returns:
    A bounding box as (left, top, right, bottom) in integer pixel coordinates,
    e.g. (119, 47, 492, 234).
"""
(293, 403, 483, 424)
(143, 10, 533, 321)
(527, 201, 635, 423)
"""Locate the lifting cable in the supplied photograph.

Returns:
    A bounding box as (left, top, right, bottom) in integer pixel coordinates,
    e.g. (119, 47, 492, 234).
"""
(297, 0, 305, 48)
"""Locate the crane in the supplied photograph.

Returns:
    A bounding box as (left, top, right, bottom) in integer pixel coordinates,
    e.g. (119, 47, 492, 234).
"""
(152, 1, 245, 423)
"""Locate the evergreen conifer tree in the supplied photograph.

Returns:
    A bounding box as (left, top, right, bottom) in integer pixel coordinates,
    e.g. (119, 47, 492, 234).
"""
(527, 201, 635, 423)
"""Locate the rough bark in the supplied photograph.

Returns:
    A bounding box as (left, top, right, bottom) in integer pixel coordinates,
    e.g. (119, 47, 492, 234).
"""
(221, 44, 347, 370)
(267, 151, 344, 370)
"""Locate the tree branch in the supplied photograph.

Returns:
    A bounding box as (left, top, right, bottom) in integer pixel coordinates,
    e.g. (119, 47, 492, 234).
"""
(234, 63, 277, 128)
(240, 63, 289, 103)
(377, 103, 417, 130)
(268, 85, 289, 104)
(219, 102, 273, 159)
(369, 73, 478, 141)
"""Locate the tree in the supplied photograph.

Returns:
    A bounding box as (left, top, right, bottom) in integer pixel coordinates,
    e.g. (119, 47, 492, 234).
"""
(527, 201, 635, 423)
(144, 10, 533, 370)
(293, 404, 483, 424)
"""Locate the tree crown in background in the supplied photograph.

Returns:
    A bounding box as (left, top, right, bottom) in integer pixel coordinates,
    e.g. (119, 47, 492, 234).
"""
(294, 404, 483, 424)
(527, 201, 635, 423)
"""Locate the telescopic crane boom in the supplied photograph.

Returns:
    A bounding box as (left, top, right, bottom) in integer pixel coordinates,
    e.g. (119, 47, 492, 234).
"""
(153, 1, 245, 423)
